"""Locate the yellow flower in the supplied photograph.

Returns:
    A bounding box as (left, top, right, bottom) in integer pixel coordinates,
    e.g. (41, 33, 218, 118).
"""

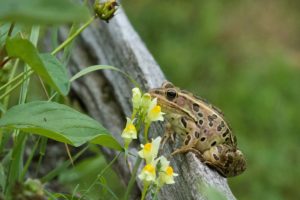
(138, 163, 157, 182)
(132, 88, 142, 110)
(138, 137, 162, 163)
(145, 98, 164, 123)
(157, 156, 178, 186)
(121, 118, 137, 140)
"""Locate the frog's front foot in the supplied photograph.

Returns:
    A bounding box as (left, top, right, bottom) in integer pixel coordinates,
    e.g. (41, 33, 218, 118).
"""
(160, 122, 176, 148)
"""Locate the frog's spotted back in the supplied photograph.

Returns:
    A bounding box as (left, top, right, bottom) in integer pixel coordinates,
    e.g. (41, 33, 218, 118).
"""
(149, 81, 246, 177)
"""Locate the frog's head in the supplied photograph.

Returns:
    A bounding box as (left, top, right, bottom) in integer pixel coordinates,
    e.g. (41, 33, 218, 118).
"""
(149, 81, 184, 114)
(202, 144, 246, 177)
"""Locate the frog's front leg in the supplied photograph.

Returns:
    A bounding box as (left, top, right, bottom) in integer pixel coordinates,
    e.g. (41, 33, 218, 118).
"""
(201, 144, 247, 177)
(170, 119, 201, 157)
(160, 121, 176, 148)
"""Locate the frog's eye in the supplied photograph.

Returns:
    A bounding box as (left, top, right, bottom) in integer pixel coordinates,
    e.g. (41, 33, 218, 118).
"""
(166, 89, 177, 101)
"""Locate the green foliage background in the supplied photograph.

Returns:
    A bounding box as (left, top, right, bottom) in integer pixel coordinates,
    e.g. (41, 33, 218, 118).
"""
(123, 0, 300, 199)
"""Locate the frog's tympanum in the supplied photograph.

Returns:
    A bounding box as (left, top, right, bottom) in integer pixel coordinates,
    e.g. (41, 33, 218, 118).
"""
(149, 81, 246, 177)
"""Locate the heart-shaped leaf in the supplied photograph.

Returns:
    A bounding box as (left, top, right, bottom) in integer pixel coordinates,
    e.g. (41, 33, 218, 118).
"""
(0, 101, 123, 151)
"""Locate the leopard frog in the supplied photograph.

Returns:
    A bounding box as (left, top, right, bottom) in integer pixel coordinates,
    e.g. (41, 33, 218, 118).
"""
(149, 81, 246, 177)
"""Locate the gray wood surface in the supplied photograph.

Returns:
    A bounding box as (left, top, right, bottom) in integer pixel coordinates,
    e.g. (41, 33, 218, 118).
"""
(67, 7, 236, 200)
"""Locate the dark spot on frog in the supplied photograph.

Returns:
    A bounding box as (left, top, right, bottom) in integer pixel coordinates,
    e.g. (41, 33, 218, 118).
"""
(198, 112, 203, 118)
(209, 122, 213, 127)
(217, 125, 222, 131)
(185, 135, 191, 145)
(198, 120, 203, 125)
(192, 103, 200, 112)
(222, 129, 229, 137)
(211, 141, 217, 147)
(212, 114, 218, 119)
(213, 154, 220, 160)
(194, 131, 200, 138)
(154, 90, 160, 94)
(203, 129, 208, 133)
(200, 137, 206, 142)
(225, 137, 230, 142)
(181, 117, 187, 128)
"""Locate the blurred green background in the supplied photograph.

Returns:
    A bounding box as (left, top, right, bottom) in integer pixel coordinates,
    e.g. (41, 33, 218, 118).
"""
(122, 0, 300, 199)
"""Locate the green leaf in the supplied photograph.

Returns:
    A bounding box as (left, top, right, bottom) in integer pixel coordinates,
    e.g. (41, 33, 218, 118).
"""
(5, 37, 70, 95)
(0, 0, 89, 24)
(39, 53, 69, 95)
(0, 23, 22, 47)
(70, 65, 140, 88)
(0, 101, 123, 151)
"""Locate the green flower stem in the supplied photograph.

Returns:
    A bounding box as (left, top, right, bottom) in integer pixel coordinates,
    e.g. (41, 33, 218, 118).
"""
(124, 157, 142, 200)
(144, 122, 150, 143)
(141, 181, 150, 200)
(152, 185, 161, 200)
(51, 15, 96, 55)
(131, 109, 138, 120)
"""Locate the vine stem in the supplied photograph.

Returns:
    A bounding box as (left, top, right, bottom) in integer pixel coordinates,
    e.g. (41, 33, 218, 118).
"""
(144, 123, 150, 143)
(123, 157, 142, 200)
(51, 15, 96, 55)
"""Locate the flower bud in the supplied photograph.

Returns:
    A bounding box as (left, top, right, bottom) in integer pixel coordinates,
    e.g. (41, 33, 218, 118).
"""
(94, 0, 119, 23)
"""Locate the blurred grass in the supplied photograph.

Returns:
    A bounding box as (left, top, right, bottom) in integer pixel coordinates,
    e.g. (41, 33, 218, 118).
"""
(123, 0, 300, 199)
(59, 154, 124, 199)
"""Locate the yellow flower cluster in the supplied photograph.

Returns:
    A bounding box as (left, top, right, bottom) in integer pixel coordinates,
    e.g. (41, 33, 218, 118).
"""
(121, 88, 165, 148)
(120, 87, 177, 198)
(138, 137, 178, 186)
